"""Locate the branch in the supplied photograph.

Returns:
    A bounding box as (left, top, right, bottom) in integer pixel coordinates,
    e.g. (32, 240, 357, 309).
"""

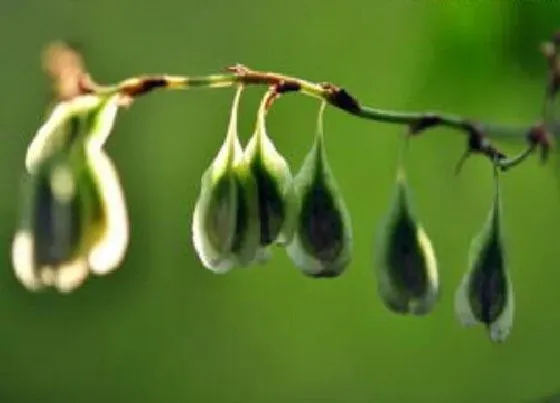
(42, 41, 557, 172)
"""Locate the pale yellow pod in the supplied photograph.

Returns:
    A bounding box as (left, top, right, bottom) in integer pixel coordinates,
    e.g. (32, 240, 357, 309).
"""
(12, 93, 128, 292)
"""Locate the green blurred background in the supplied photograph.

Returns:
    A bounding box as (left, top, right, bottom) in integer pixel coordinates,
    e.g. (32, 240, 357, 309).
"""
(1, 1, 560, 402)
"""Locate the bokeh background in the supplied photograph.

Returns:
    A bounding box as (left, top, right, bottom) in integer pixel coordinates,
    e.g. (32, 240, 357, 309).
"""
(1, 1, 560, 402)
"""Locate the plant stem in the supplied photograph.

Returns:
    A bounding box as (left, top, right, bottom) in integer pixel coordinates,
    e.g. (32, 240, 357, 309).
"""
(91, 64, 545, 169)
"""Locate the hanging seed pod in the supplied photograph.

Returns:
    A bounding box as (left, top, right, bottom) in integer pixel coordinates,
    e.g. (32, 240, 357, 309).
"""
(192, 86, 260, 273)
(243, 88, 296, 256)
(226, 160, 261, 267)
(25, 94, 119, 174)
(375, 169, 439, 315)
(286, 101, 352, 278)
(454, 168, 514, 342)
(12, 94, 129, 292)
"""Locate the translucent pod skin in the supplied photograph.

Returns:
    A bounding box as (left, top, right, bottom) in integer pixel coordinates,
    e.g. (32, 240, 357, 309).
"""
(455, 180, 514, 343)
(228, 161, 261, 266)
(192, 167, 241, 272)
(12, 143, 128, 292)
(243, 91, 296, 259)
(12, 94, 129, 292)
(286, 121, 352, 278)
(26, 95, 119, 174)
(375, 172, 439, 315)
(192, 86, 260, 272)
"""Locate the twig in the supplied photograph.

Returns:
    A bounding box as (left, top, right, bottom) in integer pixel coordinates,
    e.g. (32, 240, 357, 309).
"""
(43, 40, 559, 172)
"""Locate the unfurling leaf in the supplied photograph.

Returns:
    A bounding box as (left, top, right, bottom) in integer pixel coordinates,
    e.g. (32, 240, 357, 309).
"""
(192, 86, 260, 273)
(375, 170, 439, 315)
(454, 172, 514, 342)
(243, 89, 296, 259)
(12, 94, 129, 292)
(286, 102, 352, 278)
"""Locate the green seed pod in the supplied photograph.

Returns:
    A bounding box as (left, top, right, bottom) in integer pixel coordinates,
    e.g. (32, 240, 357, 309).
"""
(25, 94, 120, 174)
(454, 172, 514, 342)
(375, 170, 439, 315)
(12, 94, 129, 292)
(243, 89, 296, 252)
(227, 159, 261, 267)
(286, 102, 352, 278)
(192, 87, 260, 272)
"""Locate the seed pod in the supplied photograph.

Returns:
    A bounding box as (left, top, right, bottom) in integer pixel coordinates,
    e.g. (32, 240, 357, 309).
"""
(375, 169, 439, 315)
(454, 173, 514, 342)
(192, 87, 260, 273)
(286, 102, 352, 278)
(227, 159, 261, 267)
(11, 94, 129, 292)
(85, 146, 129, 276)
(244, 89, 296, 252)
(26, 94, 119, 174)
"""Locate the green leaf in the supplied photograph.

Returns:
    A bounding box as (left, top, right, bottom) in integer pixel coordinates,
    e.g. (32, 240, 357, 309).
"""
(286, 102, 352, 278)
(192, 87, 260, 272)
(454, 173, 514, 342)
(375, 170, 439, 315)
(243, 90, 296, 253)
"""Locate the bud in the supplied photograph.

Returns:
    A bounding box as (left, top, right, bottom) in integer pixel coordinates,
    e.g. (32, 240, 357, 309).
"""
(192, 86, 260, 273)
(286, 102, 352, 278)
(12, 94, 129, 292)
(243, 89, 296, 254)
(454, 174, 514, 342)
(375, 169, 439, 315)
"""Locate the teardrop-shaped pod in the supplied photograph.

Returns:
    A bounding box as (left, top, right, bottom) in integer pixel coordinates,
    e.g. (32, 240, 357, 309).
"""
(244, 88, 296, 254)
(286, 101, 352, 278)
(375, 169, 439, 315)
(192, 86, 260, 272)
(454, 168, 514, 342)
(12, 94, 128, 292)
